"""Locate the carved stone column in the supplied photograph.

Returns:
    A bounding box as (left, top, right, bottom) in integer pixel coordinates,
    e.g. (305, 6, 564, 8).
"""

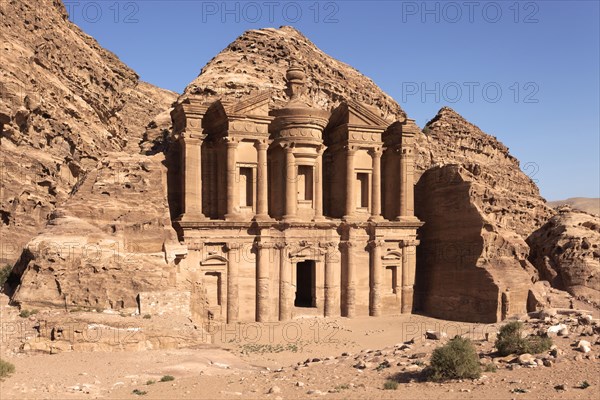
(226, 243, 241, 323)
(225, 139, 239, 220)
(341, 241, 356, 318)
(369, 239, 384, 316)
(320, 241, 339, 317)
(255, 141, 269, 220)
(398, 137, 415, 220)
(314, 147, 325, 220)
(400, 240, 418, 314)
(369, 149, 382, 221)
(277, 242, 291, 321)
(180, 134, 207, 220)
(343, 147, 356, 220)
(283, 145, 297, 221)
(255, 242, 273, 322)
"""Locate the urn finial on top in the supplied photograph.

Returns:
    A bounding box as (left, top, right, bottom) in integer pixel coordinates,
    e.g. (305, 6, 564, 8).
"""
(286, 60, 306, 100)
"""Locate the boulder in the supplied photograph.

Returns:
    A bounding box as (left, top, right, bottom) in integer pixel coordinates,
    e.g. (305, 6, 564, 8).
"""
(527, 208, 600, 305)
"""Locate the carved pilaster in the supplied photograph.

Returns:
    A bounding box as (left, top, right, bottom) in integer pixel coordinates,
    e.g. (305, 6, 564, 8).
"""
(343, 147, 357, 220)
(283, 144, 298, 221)
(276, 242, 292, 321)
(399, 239, 419, 314)
(225, 138, 240, 220)
(225, 242, 242, 323)
(255, 242, 275, 322)
(369, 148, 383, 221)
(340, 241, 356, 318)
(254, 141, 270, 221)
(368, 239, 385, 316)
(320, 241, 340, 317)
(314, 146, 326, 221)
(180, 133, 207, 221)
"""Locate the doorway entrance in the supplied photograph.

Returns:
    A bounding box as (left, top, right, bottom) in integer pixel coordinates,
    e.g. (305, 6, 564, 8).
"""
(295, 260, 316, 308)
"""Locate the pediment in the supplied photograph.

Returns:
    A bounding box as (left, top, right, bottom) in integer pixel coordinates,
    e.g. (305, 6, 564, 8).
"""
(328, 100, 390, 130)
(225, 91, 271, 117)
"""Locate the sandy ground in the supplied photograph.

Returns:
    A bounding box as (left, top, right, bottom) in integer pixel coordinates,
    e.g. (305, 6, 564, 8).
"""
(1, 312, 599, 400)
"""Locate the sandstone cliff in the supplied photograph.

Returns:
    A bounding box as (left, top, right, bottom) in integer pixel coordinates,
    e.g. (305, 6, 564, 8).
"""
(3, 13, 583, 323)
(9, 154, 179, 310)
(527, 207, 600, 305)
(414, 108, 555, 321)
(1, 0, 182, 313)
(0, 0, 177, 267)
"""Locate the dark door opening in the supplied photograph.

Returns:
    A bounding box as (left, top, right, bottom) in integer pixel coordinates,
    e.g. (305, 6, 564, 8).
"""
(295, 260, 315, 308)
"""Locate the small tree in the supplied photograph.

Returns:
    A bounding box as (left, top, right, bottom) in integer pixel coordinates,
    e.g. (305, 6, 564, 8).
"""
(495, 321, 552, 356)
(426, 336, 481, 381)
(0, 265, 12, 292)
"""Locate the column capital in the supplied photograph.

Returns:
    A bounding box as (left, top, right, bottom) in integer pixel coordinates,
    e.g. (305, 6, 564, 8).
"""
(274, 242, 288, 250)
(285, 144, 295, 152)
(224, 137, 240, 147)
(400, 239, 420, 248)
(254, 140, 269, 150)
(255, 242, 276, 251)
(319, 241, 340, 249)
(368, 239, 386, 249)
(225, 242, 243, 252)
(368, 148, 383, 158)
(180, 131, 206, 143)
(339, 241, 355, 250)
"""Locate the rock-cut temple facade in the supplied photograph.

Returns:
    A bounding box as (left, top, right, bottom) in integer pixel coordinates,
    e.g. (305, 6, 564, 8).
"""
(170, 64, 423, 323)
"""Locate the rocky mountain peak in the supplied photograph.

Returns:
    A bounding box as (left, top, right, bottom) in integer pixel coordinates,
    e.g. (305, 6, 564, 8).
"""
(183, 26, 404, 121)
(424, 106, 512, 161)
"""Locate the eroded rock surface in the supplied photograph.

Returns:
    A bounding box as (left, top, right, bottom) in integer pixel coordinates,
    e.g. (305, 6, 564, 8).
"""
(414, 108, 554, 322)
(182, 26, 404, 121)
(527, 207, 600, 305)
(0, 0, 176, 266)
(3, 15, 584, 325)
(9, 154, 181, 310)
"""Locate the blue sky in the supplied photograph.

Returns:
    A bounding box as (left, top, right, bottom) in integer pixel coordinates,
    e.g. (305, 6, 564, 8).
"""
(66, 0, 599, 201)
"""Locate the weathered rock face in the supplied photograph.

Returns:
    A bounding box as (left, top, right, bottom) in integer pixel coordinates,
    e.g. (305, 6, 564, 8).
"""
(527, 207, 600, 305)
(415, 107, 553, 238)
(182, 26, 404, 121)
(3, 15, 572, 324)
(414, 108, 554, 322)
(0, 0, 177, 266)
(9, 154, 181, 310)
(415, 165, 534, 322)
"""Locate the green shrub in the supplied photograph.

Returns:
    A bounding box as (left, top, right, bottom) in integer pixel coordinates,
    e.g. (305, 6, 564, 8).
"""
(0, 265, 12, 290)
(146, 380, 155, 385)
(143, 314, 151, 319)
(426, 336, 481, 381)
(160, 375, 175, 382)
(495, 321, 553, 356)
(0, 358, 16, 379)
(18, 309, 38, 318)
(132, 389, 147, 396)
(383, 380, 398, 390)
(484, 363, 497, 372)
